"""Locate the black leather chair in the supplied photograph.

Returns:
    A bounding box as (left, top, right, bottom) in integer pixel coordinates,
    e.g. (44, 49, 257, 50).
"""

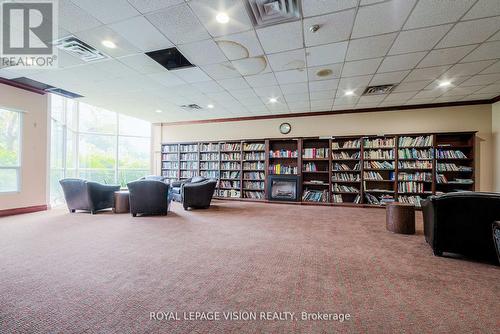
(140, 175, 167, 182)
(171, 176, 217, 210)
(127, 180, 170, 217)
(421, 192, 500, 263)
(59, 178, 120, 214)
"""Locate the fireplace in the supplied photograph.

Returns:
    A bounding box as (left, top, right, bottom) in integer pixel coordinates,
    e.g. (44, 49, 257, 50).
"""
(267, 175, 300, 201)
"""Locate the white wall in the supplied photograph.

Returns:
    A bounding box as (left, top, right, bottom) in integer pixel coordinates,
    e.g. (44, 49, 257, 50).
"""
(493, 101, 500, 192)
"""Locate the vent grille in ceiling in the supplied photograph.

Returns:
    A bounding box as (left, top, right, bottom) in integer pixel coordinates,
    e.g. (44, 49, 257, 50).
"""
(53, 36, 108, 62)
(244, 0, 301, 28)
(362, 84, 396, 96)
(180, 104, 203, 110)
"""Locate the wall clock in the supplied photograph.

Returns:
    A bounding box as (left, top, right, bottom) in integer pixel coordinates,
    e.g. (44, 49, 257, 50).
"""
(279, 122, 291, 134)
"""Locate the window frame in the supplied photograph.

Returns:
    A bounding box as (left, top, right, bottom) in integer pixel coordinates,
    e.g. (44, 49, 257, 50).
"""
(0, 107, 23, 194)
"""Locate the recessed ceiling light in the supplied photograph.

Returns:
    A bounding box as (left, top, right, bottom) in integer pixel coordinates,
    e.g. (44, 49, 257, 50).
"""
(269, 97, 278, 103)
(207, 104, 214, 109)
(155, 109, 163, 113)
(101, 40, 116, 49)
(216, 12, 229, 24)
(344, 90, 354, 96)
(438, 80, 451, 87)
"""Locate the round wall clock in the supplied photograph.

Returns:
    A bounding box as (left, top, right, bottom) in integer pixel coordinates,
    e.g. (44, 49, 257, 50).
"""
(279, 122, 291, 134)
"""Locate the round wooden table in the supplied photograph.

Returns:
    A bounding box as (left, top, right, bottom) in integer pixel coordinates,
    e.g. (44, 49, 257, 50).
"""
(114, 191, 130, 214)
(386, 203, 415, 234)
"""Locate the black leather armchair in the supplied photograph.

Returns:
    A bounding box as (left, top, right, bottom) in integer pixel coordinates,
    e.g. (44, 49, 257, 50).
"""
(170, 176, 217, 210)
(127, 180, 170, 217)
(421, 192, 500, 262)
(59, 178, 120, 214)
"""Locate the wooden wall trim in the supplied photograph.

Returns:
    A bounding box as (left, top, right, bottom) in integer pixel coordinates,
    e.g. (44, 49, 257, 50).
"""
(491, 94, 500, 103)
(0, 205, 48, 217)
(0, 78, 46, 95)
(161, 99, 494, 126)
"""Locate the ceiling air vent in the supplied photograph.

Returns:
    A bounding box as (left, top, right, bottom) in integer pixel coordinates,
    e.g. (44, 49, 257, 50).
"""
(53, 36, 108, 62)
(46, 87, 83, 99)
(244, 0, 301, 28)
(180, 104, 202, 110)
(362, 84, 396, 96)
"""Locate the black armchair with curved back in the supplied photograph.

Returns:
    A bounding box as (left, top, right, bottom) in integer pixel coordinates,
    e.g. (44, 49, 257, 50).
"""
(421, 192, 500, 263)
(127, 180, 170, 217)
(170, 176, 217, 210)
(59, 178, 120, 214)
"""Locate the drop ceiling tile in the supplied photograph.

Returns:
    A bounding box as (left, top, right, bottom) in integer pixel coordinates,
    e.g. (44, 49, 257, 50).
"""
(461, 93, 497, 100)
(437, 17, 500, 49)
(473, 83, 500, 94)
(488, 31, 500, 42)
(441, 60, 496, 78)
(306, 41, 348, 67)
(109, 16, 174, 52)
(351, 0, 416, 38)
(378, 52, 427, 72)
(309, 79, 339, 92)
(370, 70, 410, 85)
(206, 91, 237, 102)
(217, 77, 250, 90)
(358, 95, 386, 104)
(214, 30, 264, 60)
(404, 0, 475, 29)
(388, 25, 452, 55)
(463, 0, 500, 20)
(303, 9, 356, 47)
(433, 95, 468, 103)
(256, 21, 303, 54)
(346, 33, 397, 61)
(307, 63, 343, 81)
(480, 60, 500, 74)
(127, 0, 185, 14)
(284, 93, 310, 102)
(424, 76, 471, 90)
(267, 49, 306, 72)
(440, 86, 483, 96)
(188, 0, 253, 37)
(191, 81, 225, 93)
(310, 99, 334, 109)
(145, 4, 211, 44)
(302, 0, 358, 17)
(341, 58, 383, 77)
(404, 65, 451, 82)
(75, 25, 140, 58)
(334, 96, 360, 105)
(231, 56, 270, 76)
(412, 90, 445, 99)
(147, 71, 186, 87)
(0, 68, 22, 79)
(338, 75, 373, 90)
(275, 69, 308, 84)
(418, 45, 477, 67)
(393, 80, 432, 92)
(172, 67, 212, 83)
(279, 82, 309, 95)
(384, 91, 417, 101)
(58, 0, 102, 33)
(90, 59, 139, 78)
(461, 41, 500, 62)
(287, 100, 311, 109)
(177, 39, 227, 66)
(229, 89, 259, 99)
(253, 85, 283, 97)
(310, 90, 336, 101)
(244, 73, 278, 87)
(71, 0, 139, 24)
(200, 62, 241, 79)
(57, 50, 87, 68)
(238, 97, 265, 106)
(459, 73, 500, 86)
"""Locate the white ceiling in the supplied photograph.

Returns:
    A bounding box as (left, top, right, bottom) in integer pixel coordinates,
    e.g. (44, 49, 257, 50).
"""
(1, 0, 500, 122)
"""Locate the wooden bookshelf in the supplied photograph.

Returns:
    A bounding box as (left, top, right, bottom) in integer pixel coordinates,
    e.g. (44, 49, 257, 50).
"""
(160, 131, 476, 209)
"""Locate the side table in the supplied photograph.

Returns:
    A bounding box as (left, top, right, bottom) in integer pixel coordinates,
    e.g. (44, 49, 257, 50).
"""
(386, 203, 415, 234)
(114, 190, 130, 214)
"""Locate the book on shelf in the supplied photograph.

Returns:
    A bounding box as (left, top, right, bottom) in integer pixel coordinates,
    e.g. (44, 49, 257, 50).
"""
(162, 153, 178, 161)
(243, 180, 265, 190)
(398, 172, 432, 181)
(219, 180, 240, 188)
(200, 162, 219, 170)
(437, 174, 473, 184)
(332, 139, 360, 149)
(220, 143, 241, 151)
(162, 145, 178, 153)
(221, 171, 240, 179)
(332, 151, 360, 159)
(200, 153, 219, 161)
(333, 162, 360, 171)
(303, 162, 327, 172)
(162, 161, 178, 169)
(217, 189, 240, 198)
(221, 152, 241, 160)
(162, 170, 178, 178)
(243, 171, 265, 180)
(181, 171, 197, 178)
(179, 144, 198, 152)
(306, 180, 326, 184)
(243, 161, 265, 170)
(221, 162, 241, 170)
(398, 161, 432, 169)
(437, 163, 473, 172)
(398, 135, 433, 147)
(200, 170, 218, 178)
(303, 148, 328, 158)
(436, 149, 467, 159)
(398, 195, 424, 207)
(200, 143, 219, 152)
(365, 193, 394, 205)
(364, 171, 394, 181)
(244, 152, 265, 160)
(269, 164, 297, 174)
(398, 181, 425, 193)
(243, 191, 264, 199)
(269, 149, 298, 158)
(332, 173, 360, 181)
(180, 161, 198, 170)
(243, 143, 265, 151)
(180, 153, 198, 161)
(332, 183, 359, 193)
(398, 148, 433, 159)
(364, 149, 394, 159)
(302, 189, 328, 202)
(363, 138, 395, 148)
(364, 161, 394, 169)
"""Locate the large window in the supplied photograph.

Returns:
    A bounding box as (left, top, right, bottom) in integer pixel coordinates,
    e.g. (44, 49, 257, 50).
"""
(49, 95, 151, 205)
(0, 108, 22, 193)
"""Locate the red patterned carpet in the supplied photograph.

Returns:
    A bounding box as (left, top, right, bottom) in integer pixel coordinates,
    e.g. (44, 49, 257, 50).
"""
(0, 201, 498, 334)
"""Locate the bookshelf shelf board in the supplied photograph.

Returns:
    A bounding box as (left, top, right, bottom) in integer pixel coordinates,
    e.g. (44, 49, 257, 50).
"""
(363, 168, 395, 171)
(363, 158, 395, 161)
(303, 182, 329, 186)
(220, 178, 240, 181)
(364, 179, 395, 182)
(398, 168, 432, 171)
(200, 150, 219, 153)
(437, 170, 473, 173)
(331, 158, 360, 161)
(220, 169, 240, 171)
(242, 169, 265, 171)
(333, 169, 361, 172)
(436, 145, 473, 149)
(398, 180, 432, 183)
(269, 156, 298, 159)
(363, 146, 394, 149)
(302, 170, 329, 173)
(437, 182, 474, 185)
(436, 158, 472, 161)
(397, 192, 433, 195)
(302, 201, 331, 206)
(242, 188, 265, 191)
(331, 180, 361, 183)
(243, 150, 265, 152)
(399, 146, 434, 148)
(398, 158, 433, 161)
(365, 190, 395, 193)
(332, 191, 360, 194)
(243, 159, 265, 162)
(269, 173, 298, 176)
(302, 158, 329, 161)
(331, 147, 360, 151)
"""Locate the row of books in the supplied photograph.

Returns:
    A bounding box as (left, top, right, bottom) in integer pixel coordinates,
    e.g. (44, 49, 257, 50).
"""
(221, 162, 240, 170)
(398, 161, 432, 169)
(398, 148, 433, 159)
(269, 164, 298, 174)
(398, 181, 426, 193)
(436, 174, 473, 184)
(221, 153, 241, 160)
(162, 162, 178, 169)
(303, 162, 326, 172)
(220, 180, 240, 188)
(162, 153, 177, 161)
(243, 191, 265, 199)
(200, 162, 218, 170)
(332, 194, 362, 203)
(221, 171, 240, 179)
(303, 148, 328, 158)
(269, 149, 298, 158)
(200, 153, 219, 161)
(302, 189, 328, 202)
(332, 152, 360, 159)
(179, 144, 198, 152)
(332, 139, 360, 149)
(332, 184, 359, 193)
(180, 162, 197, 170)
(398, 195, 424, 207)
(200, 143, 219, 152)
(200, 171, 218, 178)
(162, 145, 178, 153)
(243, 172, 265, 180)
(398, 135, 433, 147)
(398, 172, 432, 181)
(364, 161, 394, 169)
(332, 173, 360, 181)
(436, 149, 468, 159)
(364, 149, 394, 159)
(217, 189, 240, 198)
(333, 162, 360, 171)
(243, 143, 265, 151)
(363, 138, 395, 148)
(364, 171, 394, 181)
(243, 181, 264, 190)
(180, 153, 197, 161)
(244, 152, 265, 160)
(437, 163, 473, 172)
(221, 143, 240, 151)
(365, 193, 395, 205)
(162, 170, 178, 178)
(181, 171, 197, 178)
(243, 162, 265, 170)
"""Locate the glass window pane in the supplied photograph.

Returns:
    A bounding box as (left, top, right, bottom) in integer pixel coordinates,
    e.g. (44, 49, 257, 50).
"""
(119, 114, 151, 137)
(118, 136, 150, 169)
(50, 169, 65, 204)
(79, 134, 116, 169)
(50, 94, 65, 123)
(66, 130, 77, 169)
(0, 169, 18, 192)
(50, 119, 64, 168)
(118, 169, 149, 187)
(66, 99, 78, 130)
(0, 109, 21, 167)
(79, 103, 117, 134)
(78, 169, 116, 184)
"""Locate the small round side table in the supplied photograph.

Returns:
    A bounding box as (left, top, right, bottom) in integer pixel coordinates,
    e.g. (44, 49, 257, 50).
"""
(114, 190, 130, 214)
(386, 203, 415, 234)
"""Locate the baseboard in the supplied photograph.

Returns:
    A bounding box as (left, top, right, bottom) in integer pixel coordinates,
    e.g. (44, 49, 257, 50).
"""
(0, 205, 48, 217)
